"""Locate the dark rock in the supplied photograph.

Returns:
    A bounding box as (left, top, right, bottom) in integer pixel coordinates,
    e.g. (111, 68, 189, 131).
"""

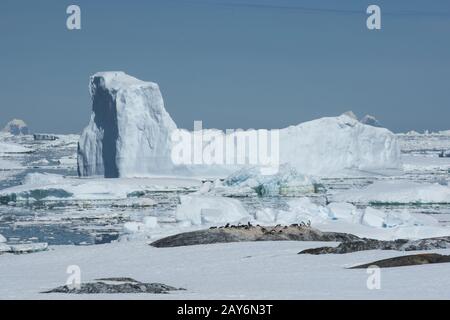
(350, 253, 450, 269)
(299, 236, 450, 255)
(42, 278, 185, 294)
(151, 225, 359, 248)
(33, 133, 58, 141)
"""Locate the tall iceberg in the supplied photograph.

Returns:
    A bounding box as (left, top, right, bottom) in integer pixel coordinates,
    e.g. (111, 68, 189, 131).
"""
(77, 72, 176, 177)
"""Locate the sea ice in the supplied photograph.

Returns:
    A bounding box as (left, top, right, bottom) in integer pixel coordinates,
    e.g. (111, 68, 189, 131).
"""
(0, 141, 31, 154)
(175, 195, 251, 226)
(0, 172, 201, 203)
(205, 165, 316, 197)
(333, 180, 450, 204)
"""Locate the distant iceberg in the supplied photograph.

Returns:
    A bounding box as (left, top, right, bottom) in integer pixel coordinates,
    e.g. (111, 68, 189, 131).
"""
(360, 114, 381, 127)
(2, 119, 29, 135)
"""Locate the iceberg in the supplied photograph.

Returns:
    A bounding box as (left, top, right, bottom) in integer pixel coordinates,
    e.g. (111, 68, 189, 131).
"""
(278, 114, 400, 175)
(2, 119, 29, 135)
(360, 114, 381, 127)
(175, 195, 251, 226)
(77, 72, 401, 178)
(0, 142, 32, 154)
(205, 164, 316, 197)
(77, 72, 177, 178)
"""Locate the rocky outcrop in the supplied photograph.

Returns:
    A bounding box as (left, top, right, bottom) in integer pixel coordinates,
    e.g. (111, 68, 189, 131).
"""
(42, 278, 185, 294)
(150, 224, 359, 248)
(299, 236, 450, 255)
(33, 134, 58, 141)
(350, 253, 450, 269)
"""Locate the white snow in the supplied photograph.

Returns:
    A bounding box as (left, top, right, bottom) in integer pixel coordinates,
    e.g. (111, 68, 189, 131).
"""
(333, 180, 450, 204)
(78, 71, 177, 178)
(0, 141, 31, 154)
(175, 195, 251, 226)
(0, 234, 6, 243)
(361, 207, 387, 228)
(402, 154, 450, 172)
(2, 240, 450, 299)
(0, 159, 22, 170)
(251, 198, 450, 240)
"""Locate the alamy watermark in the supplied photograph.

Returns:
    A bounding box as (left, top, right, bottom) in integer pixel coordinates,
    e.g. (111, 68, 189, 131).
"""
(66, 5, 81, 30)
(66, 265, 81, 290)
(366, 265, 381, 290)
(367, 5, 381, 30)
(66, 4, 381, 31)
(171, 121, 280, 175)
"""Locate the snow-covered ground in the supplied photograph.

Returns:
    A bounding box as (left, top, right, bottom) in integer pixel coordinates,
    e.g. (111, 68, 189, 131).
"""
(1, 127, 450, 299)
(1, 240, 450, 299)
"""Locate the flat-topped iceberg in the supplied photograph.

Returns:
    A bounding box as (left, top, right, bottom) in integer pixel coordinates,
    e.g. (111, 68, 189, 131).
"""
(278, 114, 400, 175)
(78, 72, 177, 178)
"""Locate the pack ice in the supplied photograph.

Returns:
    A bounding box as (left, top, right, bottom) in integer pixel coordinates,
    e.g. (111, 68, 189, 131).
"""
(77, 72, 401, 178)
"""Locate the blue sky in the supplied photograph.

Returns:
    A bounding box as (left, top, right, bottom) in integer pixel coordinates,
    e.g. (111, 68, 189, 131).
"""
(1, 0, 450, 133)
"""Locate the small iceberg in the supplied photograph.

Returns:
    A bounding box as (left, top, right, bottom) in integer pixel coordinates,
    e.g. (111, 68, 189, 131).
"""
(204, 165, 316, 197)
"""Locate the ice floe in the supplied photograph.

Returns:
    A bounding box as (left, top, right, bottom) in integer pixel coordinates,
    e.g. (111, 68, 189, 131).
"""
(0, 141, 32, 154)
(202, 165, 316, 197)
(333, 180, 450, 204)
(175, 195, 251, 226)
(0, 172, 201, 204)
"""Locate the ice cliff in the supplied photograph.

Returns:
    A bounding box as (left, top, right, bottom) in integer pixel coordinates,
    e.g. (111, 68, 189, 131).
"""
(78, 72, 401, 178)
(77, 72, 177, 177)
